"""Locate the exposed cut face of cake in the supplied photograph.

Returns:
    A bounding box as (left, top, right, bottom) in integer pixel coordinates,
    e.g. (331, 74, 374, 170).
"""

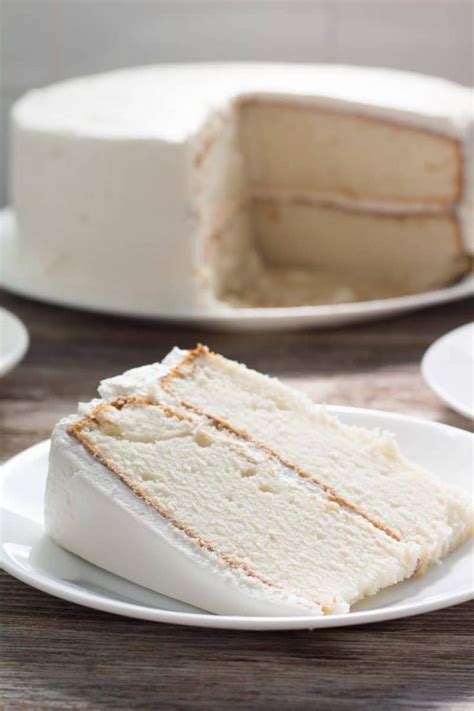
(45, 346, 474, 616)
(8, 64, 474, 314)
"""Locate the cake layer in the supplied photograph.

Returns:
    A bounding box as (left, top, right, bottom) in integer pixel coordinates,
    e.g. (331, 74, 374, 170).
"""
(201, 200, 470, 308)
(240, 101, 462, 206)
(49, 397, 418, 614)
(144, 347, 472, 567)
(233, 198, 468, 306)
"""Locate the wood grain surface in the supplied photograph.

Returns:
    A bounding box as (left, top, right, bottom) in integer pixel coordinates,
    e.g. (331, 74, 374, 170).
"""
(1, 289, 473, 710)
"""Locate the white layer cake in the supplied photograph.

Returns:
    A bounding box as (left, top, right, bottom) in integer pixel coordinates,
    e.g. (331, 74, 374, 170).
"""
(45, 346, 473, 616)
(7, 64, 474, 314)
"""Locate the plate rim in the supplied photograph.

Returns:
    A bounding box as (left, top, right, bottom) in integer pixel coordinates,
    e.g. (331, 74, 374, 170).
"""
(421, 322, 474, 419)
(0, 306, 29, 377)
(1, 407, 473, 630)
(1, 207, 473, 330)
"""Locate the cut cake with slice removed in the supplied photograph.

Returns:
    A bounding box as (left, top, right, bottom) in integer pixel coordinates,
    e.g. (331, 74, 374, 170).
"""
(46, 397, 420, 616)
(99, 345, 474, 572)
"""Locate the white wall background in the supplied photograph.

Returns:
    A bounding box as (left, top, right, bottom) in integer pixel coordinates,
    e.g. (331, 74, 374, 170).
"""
(1, 0, 472, 207)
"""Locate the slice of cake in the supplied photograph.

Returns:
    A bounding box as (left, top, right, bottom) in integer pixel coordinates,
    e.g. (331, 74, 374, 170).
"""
(47, 397, 420, 616)
(46, 346, 473, 616)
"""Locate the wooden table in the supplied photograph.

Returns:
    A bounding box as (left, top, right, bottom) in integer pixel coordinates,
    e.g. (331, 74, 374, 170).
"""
(1, 289, 473, 710)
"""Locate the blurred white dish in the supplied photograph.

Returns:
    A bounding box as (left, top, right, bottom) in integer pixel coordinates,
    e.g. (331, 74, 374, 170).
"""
(0, 307, 29, 377)
(0, 208, 473, 332)
(422, 323, 474, 419)
(1, 407, 472, 630)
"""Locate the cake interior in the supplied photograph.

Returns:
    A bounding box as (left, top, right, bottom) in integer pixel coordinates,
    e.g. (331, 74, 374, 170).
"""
(161, 346, 472, 563)
(194, 98, 467, 308)
(71, 397, 414, 612)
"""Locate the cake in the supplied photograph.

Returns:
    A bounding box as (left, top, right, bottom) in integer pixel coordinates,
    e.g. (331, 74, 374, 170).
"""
(45, 346, 473, 616)
(5, 64, 473, 316)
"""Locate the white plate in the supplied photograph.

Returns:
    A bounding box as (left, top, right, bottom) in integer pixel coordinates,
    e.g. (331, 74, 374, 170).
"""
(0, 307, 29, 377)
(422, 323, 474, 419)
(1, 407, 472, 630)
(1, 208, 473, 332)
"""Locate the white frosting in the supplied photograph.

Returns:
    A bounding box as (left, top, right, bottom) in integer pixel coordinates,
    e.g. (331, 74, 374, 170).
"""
(14, 64, 473, 139)
(6, 64, 474, 315)
(98, 347, 186, 401)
